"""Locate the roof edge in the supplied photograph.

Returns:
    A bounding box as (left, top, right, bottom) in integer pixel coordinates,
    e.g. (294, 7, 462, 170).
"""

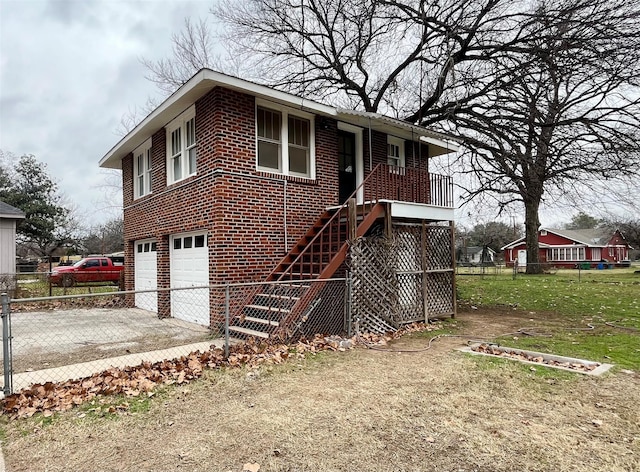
(100, 68, 461, 169)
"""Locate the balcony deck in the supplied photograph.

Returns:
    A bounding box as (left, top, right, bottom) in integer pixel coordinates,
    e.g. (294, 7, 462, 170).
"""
(364, 164, 454, 209)
(332, 164, 455, 222)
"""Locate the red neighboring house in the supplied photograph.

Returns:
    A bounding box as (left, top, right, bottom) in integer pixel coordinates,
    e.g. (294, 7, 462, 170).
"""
(502, 228, 632, 269)
(99, 69, 460, 338)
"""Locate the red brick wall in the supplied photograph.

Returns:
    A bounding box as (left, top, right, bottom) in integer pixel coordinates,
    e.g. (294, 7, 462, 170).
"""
(122, 86, 340, 289)
(120, 84, 443, 327)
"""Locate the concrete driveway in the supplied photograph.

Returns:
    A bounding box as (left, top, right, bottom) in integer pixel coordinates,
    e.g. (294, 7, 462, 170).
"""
(1, 307, 218, 392)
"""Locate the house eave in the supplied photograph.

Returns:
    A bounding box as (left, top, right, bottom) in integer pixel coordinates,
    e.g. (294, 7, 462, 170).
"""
(100, 69, 461, 170)
(336, 109, 460, 156)
(99, 69, 338, 170)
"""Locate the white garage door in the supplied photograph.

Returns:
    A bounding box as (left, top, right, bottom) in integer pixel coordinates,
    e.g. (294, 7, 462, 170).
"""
(170, 232, 210, 326)
(134, 240, 157, 312)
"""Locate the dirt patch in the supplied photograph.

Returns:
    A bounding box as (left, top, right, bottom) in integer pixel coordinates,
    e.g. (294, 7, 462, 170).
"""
(2, 309, 639, 472)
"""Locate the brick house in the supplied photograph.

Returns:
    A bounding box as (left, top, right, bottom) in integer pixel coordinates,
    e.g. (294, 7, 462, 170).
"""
(100, 69, 459, 338)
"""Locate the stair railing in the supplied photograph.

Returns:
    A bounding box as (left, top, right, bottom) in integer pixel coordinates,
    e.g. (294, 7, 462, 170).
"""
(275, 163, 387, 281)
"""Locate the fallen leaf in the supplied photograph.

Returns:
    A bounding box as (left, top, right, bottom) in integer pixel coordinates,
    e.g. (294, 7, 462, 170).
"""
(243, 463, 260, 472)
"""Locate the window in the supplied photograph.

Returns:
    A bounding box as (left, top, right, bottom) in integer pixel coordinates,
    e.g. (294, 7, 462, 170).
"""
(256, 101, 314, 178)
(138, 242, 155, 253)
(134, 140, 152, 198)
(548, 247, 585, 261)
(387, 136, 405, 168)
(167, 107, 196, 184)
(288, 115, 310, 175)
(257, 107, 281, 171)
(172, 234, 206, 250)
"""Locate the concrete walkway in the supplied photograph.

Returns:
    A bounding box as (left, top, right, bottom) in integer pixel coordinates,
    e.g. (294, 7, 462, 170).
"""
(2, 339, 224, 396)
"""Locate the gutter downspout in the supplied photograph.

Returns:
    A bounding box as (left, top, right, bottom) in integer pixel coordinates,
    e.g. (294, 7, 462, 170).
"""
(368, 117, 373, 171)
(284, 179, 288, 253)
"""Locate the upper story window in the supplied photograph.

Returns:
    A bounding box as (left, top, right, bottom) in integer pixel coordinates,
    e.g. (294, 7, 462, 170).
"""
(133, 139, 152, 199)
(387, 136, 405, 168)
(256, 101, 315, 178)
(166, 106, 196, 184)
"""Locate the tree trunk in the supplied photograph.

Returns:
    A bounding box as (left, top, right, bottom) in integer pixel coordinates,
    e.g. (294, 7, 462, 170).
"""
(524, 197, 543, 274)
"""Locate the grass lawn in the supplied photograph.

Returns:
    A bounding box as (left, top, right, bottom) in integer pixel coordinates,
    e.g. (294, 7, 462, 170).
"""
(14, 273, 120, 299)
(456, 267, 640, 370)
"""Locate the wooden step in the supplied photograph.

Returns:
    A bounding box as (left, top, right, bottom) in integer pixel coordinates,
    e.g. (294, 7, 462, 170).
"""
(245, 304, 292, 314)
(244, 316, 280, 326)
(273, 272, 317, 279)
(228, 326, 270, 339)
(257, 293, 301, 301)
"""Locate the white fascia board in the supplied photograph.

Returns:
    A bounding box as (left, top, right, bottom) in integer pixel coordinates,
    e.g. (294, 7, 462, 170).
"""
(99, 69, 336, 169)
(420, 135, 460, 156)
(387, 200, 454, 222)
(500, 238, 526, 250)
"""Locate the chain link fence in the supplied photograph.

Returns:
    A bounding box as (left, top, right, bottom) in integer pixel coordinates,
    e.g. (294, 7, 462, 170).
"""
(0, 289, 215, 396)
(508, 262, 632, 281)
(0, 266, 460, 397)
(0, 278, 351, 397)
(0, 270, 123, 299)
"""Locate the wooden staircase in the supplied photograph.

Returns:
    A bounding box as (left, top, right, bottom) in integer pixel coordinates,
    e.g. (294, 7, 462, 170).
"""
(227, 200, 387, 340)
(225, 163, 454, 340)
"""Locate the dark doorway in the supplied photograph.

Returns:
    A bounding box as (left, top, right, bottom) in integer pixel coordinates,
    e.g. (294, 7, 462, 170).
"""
(338, 130, 357, 203)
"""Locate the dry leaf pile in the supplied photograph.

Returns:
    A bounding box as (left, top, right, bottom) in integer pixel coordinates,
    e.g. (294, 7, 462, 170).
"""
(473, 343, 600, 372)
(1, 323, 440, 420)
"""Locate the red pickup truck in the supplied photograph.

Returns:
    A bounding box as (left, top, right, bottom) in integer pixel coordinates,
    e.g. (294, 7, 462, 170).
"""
(50, 257, 124, 287)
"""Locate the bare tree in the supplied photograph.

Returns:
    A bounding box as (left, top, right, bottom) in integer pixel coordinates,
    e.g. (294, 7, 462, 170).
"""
(452, 0, 640, 271)
(141, 17, 226, 95)
(82, 217, 124, 255)
(142, 0, 640, 273)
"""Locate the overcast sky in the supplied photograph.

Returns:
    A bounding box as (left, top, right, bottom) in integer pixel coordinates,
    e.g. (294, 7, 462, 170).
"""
(1, 0, 635, 234)
(0, 0, 213, 227)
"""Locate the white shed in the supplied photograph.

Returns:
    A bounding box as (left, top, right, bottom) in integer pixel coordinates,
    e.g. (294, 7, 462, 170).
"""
(0, 201, 25, 274)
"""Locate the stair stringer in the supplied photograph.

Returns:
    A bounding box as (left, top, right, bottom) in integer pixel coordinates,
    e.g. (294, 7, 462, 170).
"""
(265, 209, 335, 282)
(273, 203, 387, 340)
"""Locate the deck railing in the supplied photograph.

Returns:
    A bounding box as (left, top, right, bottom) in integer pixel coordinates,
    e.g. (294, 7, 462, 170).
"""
(365, 164, 454, 208)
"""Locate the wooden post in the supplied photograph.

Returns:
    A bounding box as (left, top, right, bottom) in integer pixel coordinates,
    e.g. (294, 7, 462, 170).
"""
(421, 221, 428, 322)
(384, 203, 392, 239)
(347, 198, 357, 242)
(450, 220, 457, 319)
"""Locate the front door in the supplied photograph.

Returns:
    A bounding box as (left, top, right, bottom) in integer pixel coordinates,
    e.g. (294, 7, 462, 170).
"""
(338, 130, 357, 203)
(517, 249, 527, 269)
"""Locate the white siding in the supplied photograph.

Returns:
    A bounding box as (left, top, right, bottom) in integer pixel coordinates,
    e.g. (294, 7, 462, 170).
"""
(0, 219, 17, 274)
